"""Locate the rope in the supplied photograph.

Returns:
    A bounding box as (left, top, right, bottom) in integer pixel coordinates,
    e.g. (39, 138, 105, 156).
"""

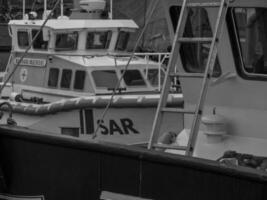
(0, 0, 61, 95)
(92, 0, 160, 139)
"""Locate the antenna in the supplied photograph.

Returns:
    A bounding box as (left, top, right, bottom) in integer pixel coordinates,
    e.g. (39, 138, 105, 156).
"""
(61, 0, 64, 17)
(110, 0, 113, 19)
(23, 0, 26, 19)
(44, 0, 47, 16)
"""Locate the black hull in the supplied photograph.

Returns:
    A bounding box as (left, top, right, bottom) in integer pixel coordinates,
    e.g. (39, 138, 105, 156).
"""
(0, 126, 266, 200)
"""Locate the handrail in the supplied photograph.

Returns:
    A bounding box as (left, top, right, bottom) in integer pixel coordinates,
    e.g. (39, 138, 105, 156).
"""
(10, 50, 171, 58)
(132, 53, 170, 91)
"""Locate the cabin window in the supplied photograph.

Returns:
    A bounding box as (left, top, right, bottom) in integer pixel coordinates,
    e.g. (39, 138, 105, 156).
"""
(116, 31, 130, 51)
(48, 68, 59, 87)
(92, 70, 119, 89)
(169, 6, 221, 77)
(121, 70, 146, 87)
(55, 32, 78, 51)
(17, 31, 29, 48)
(61, 69, 72, 89)
(74, 70, 86, 90)
(231, 8, 267, 77)
(86, 31, 112, 49)
(32, 30, 48, 50)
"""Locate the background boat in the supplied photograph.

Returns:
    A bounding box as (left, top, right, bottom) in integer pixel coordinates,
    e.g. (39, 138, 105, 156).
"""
(0, 0, 170, 72)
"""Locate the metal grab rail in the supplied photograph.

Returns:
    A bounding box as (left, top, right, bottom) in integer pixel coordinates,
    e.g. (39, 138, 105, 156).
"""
(133, 52, 170, 91)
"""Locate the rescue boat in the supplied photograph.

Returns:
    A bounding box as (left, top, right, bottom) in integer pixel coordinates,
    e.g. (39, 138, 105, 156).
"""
(0, 0, 182, 144)
(0, 0, 266, 199)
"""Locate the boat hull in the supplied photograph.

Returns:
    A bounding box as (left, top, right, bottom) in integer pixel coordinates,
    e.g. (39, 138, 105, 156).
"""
(0, 94, 184, 144)
(6, 107, 183, 144)
(0, 126, 266, 200)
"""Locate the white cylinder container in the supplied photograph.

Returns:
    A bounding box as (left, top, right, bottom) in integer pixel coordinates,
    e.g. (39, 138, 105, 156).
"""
(201, 113, 227, 143)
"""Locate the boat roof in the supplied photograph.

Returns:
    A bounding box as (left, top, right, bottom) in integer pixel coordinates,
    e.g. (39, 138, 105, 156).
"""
(8, 19, 139, 30)
(56, 55, 158, 67)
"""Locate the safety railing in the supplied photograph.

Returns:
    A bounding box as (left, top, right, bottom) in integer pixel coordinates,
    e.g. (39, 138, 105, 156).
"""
(133, 52, 170, 91)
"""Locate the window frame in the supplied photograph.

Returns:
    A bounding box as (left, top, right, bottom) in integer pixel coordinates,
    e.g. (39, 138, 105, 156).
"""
(115, 31, 130, 51)
(48, 68, 60, 88)
(92, 70, 120, 90)
(17, 30, 29, 49)
(230, 7, 267, 81)
(86, 31, 112, 50)
(169, 6, 222, 77)
(60, 69, 73, 89)
(55, 31, 79, 51)
(74, 70, 86, 90)
(121, 69, 147, 88)
(32, 29, 48, 51)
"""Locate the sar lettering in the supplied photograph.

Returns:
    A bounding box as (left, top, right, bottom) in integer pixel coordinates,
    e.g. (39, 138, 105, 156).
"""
(97, 118, 139, 135)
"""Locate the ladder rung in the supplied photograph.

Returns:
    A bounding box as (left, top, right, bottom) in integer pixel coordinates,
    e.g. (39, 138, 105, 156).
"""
(153, 143, 187, 151)
(178, 37, 213, 43)
(161, 107, 195, 114)
(187, 2, 222, 7)
(169, 72, 204, 78)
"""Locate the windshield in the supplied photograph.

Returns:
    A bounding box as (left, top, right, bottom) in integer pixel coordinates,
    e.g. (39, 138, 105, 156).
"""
(55, 32, 78, 51)
(86, 31, 112, 49)
(115, 31, 130, 51)
(92, 70, 119, 89)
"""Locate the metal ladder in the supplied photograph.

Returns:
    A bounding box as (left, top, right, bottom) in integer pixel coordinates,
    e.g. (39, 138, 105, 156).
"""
(148, 0, 229, 156)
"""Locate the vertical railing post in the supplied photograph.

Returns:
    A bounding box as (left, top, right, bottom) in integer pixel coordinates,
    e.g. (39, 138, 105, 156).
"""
(145, 54, 149, 78)
(60, 0, 64, 17)
(158, 54, 161, 91)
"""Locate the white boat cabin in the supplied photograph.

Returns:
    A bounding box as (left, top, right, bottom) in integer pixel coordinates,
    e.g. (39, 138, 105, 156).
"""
(0, 0, 179, 145)
(155, 0, 267, 160)
(4, 17, 166, 102)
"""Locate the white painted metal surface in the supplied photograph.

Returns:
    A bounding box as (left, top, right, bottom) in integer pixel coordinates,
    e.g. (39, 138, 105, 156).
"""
(8, 19, 138, 30)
